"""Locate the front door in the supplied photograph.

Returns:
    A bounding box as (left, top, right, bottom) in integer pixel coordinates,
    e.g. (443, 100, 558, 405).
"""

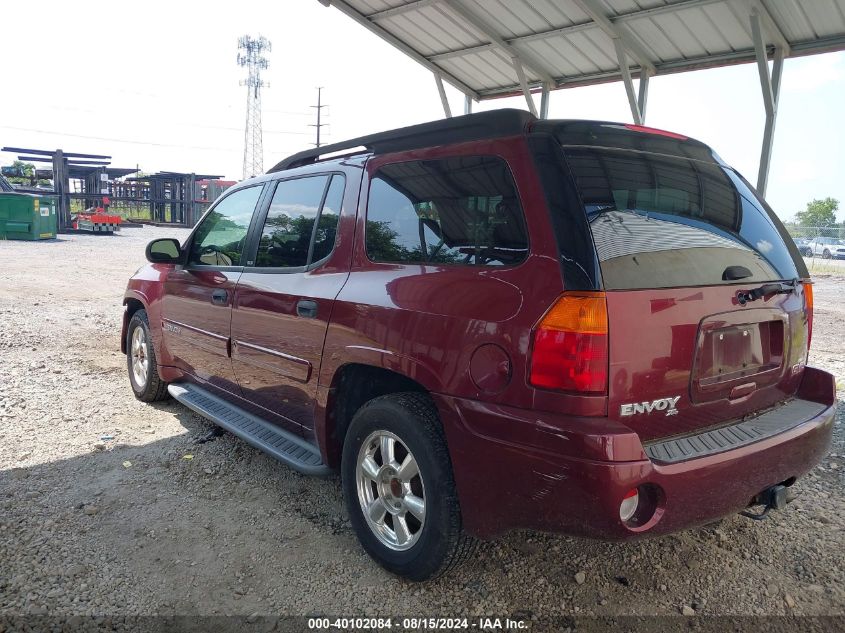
(230, 174, 348, 436)
(162, 184, 264, 395)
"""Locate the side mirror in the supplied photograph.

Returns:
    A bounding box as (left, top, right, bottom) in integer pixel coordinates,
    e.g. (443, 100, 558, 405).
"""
(146, 238, 182, 264)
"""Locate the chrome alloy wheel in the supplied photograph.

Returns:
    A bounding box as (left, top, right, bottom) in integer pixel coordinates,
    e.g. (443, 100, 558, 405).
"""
(130, 326, 150, 388)
(356, 430, 426, 551)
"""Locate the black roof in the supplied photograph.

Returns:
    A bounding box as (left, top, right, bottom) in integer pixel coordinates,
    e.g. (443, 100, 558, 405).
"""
(268, 108, 719, 174)
(269, 109, 536, 172)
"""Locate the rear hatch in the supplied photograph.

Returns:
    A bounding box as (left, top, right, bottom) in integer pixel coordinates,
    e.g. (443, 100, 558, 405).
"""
(556, 124, 811, 442)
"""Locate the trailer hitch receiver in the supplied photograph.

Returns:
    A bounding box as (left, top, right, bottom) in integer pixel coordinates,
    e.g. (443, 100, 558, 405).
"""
(739, 484, 792, 521)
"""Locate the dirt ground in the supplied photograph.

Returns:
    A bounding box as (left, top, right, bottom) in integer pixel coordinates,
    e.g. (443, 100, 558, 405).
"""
(0, 227, 843, 626)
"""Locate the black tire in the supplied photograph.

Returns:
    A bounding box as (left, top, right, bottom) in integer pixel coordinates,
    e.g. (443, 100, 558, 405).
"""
(823, 249, 831, 259)
(341, 392, 474, 581)
(126, 309, 169, 402)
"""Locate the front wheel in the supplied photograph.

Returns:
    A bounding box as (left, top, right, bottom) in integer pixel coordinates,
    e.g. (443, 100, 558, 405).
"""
(341, 393, 473, 581)
(126, 309, 169, 402)
(823, 249, 831, 259)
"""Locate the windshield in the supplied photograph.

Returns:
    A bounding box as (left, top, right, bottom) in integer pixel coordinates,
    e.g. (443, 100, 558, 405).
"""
(563, 146, 805, 290)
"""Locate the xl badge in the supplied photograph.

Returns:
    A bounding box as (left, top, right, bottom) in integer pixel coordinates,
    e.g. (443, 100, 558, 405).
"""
(620, 396, 681, 417)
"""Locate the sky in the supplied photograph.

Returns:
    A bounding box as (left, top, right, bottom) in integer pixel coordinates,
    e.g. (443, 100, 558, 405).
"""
(1, 0, 843, 222)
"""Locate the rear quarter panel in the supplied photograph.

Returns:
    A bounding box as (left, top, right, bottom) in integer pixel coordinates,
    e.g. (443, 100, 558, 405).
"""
(316, 137, 603, 457)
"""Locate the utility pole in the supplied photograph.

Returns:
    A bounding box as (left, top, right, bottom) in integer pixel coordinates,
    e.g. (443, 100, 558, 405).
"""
(310, 87, 328, 148)
(237, 35, 271, 179)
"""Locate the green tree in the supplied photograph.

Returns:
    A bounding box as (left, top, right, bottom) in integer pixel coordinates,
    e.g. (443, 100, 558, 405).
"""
(794, 197, 839, 228)
(4, 160, 35, 185)
(2, 160, 51, 187)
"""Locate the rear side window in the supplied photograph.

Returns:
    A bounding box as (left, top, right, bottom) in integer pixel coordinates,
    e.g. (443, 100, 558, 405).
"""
(564, 147, 801, 289)
(366, 156, 528, 266)
(255, 174, 344, 268)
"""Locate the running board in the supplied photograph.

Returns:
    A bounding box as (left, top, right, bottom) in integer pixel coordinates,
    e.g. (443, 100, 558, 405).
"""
(167, 383, 331, 476)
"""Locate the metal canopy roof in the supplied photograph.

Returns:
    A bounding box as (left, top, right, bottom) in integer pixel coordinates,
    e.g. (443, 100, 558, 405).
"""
(329, 0, 845, 99)
(322, 0, 845, 197)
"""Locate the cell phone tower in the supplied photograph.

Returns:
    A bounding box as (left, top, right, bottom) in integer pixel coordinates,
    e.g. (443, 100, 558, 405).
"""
(237, 35, 271, 179)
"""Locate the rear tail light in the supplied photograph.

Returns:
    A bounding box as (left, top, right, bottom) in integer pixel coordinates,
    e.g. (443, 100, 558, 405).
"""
(802, 280, 813, 348)
(622, 123, 688, 140)
(529, 291, 608, 393)
(619, 489, 639, 522)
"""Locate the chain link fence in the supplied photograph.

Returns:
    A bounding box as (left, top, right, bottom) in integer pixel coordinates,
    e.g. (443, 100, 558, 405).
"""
(782, 225, 845, 274)
(783, 225, 845, 240)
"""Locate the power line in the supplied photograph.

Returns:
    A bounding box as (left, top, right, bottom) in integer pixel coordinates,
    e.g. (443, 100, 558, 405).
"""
(263, 109, 314, 116)
(0, 125, 237, 152)
(169, 122, 312, 135)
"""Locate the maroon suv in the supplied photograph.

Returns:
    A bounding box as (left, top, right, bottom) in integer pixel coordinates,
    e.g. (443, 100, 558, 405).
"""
(122, 110, 835, 580)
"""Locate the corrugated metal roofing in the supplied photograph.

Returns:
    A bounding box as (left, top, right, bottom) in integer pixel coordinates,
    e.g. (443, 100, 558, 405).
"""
(328, 0, 845, 98)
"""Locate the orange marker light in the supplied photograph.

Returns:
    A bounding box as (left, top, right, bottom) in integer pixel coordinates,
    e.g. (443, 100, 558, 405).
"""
(529, 292, 609, 393)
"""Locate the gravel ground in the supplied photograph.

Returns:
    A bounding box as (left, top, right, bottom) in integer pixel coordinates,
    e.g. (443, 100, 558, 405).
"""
(0, 227, 843, 625)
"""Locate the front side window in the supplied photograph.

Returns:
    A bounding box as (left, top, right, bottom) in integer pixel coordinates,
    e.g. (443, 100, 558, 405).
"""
(255, 174, 344, 268)
(189, 185, 262, 266)
(366, 156, 528, 267)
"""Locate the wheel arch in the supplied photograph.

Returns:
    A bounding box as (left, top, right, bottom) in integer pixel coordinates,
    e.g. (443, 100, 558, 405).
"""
(121, 294, 148, 354)
(319, 363, 431, 469)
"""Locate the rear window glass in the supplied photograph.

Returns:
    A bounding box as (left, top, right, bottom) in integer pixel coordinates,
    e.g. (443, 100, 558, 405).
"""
(366, 156, 528, 267)
(564, 147, 800, 290)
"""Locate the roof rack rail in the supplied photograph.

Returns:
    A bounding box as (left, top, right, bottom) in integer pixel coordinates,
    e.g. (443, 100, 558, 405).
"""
(268, 109, 536, 173)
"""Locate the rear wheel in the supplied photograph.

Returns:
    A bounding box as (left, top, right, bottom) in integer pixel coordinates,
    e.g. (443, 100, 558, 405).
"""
(823, 249, 831, 259)
(341, 392, 473, 581)
(126, 309, 169, 402)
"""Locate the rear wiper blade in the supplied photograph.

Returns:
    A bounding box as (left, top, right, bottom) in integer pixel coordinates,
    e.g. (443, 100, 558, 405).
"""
(736, 279, 798, 305)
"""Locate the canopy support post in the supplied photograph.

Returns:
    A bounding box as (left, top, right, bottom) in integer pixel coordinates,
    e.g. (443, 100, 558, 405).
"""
(637, 73, 650, 124)
(614, 38, 642, 125)
(464, 93, 473, 115)
(751, 9, 783, 196)
(512, 57, 538, 117)
(434, 72, 452, 118)
(540, 82, 552, 119)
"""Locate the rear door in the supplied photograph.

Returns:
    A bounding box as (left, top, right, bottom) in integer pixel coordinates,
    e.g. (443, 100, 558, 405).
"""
(563, 143, 811, 441)
(230, 173, 349, 437)
(161, 184, 264, 395)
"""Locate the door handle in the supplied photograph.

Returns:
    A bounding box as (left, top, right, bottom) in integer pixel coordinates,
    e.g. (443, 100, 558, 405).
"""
(211, 289, 229, 305)
(296, 299, 318, 318)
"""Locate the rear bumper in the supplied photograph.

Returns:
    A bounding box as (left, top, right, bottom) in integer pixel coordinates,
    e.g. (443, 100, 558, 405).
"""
(437, 366, 835, 540)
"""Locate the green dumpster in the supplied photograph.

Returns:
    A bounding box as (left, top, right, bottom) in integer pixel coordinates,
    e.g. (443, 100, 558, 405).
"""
(0, 192, 58, 240)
